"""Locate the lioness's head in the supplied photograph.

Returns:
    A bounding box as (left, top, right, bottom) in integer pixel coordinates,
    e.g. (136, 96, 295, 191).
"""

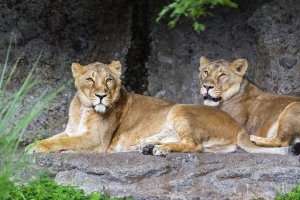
(199, 56, 248, 107)
(72, 60, 122, 114)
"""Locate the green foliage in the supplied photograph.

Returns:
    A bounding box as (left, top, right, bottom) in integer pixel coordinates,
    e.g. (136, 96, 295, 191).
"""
(0, 35, 70, 199)
(9, 173, 130, 200)
(157, 0, 238, 33)
(0, 173, 15, 200)
(276, 183, 300, 200)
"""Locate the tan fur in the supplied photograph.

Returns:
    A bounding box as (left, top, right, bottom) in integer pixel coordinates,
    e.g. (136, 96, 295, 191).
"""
(26, 60, 293, 156)
(199, 56, 300, 148)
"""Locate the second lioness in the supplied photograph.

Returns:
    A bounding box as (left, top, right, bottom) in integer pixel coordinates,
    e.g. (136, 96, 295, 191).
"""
(26, 60, 297, 156)
(199, 56, 300, 148)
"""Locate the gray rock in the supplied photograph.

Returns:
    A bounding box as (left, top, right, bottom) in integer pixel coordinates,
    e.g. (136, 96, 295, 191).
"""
(18, 27, 37, 40)
(249, 0, 300, 94)
(24, 151, 300, 200)
(279, 57, 297, 69)
(158, 55, 178, 65)
(49, 12, 65, 28)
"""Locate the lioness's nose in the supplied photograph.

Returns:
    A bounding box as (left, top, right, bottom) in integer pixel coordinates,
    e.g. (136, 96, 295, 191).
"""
(95, 94, 107, 101)
(203, 85, 214, 91)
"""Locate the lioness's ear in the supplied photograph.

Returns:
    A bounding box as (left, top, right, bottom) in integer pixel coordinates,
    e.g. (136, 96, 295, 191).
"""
(199, 56, 210, 70)
(230, 59, 248, 76)
(71, 63, 82, 77)
(109, 60, 122, 75)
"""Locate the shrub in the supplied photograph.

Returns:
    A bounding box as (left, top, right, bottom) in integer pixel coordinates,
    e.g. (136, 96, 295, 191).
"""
(276, 183, 300, 200)
(157, 0, 238, 33)
(10, 172, 131, 200)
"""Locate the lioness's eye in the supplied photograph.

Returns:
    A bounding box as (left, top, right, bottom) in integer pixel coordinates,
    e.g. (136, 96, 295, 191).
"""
(204, 71, 208, 75)
(220, 73, 226, 77)
(106, 78, 113, 83)
(87, 78, 94, 83)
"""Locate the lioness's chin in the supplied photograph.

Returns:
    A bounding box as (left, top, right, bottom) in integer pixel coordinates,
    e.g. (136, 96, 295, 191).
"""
(94, 104, 107, 113)
(203, 99, 220, 107)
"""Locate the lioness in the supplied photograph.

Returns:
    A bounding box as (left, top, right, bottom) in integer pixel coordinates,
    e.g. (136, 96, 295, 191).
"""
(199, 56, 300, 149)
(26, 60, 297, 156)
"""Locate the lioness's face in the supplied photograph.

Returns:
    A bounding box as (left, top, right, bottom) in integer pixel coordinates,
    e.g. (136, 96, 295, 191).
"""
(199, 57, 248, 107)
(72, 61, 122, 114)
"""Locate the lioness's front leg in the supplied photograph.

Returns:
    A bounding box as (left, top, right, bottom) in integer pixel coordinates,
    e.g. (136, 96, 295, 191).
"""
(25, 132, 100, 153)
(25, 132, 68, 153)
(26, 108, 115, 153)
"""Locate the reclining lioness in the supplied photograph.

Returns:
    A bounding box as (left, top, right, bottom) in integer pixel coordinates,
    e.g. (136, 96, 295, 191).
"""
(26, 60, 298, 155)
(199, 56, 300, 149)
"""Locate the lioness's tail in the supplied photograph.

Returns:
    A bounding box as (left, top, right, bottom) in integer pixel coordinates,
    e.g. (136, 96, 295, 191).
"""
(237, 130, 295, 155)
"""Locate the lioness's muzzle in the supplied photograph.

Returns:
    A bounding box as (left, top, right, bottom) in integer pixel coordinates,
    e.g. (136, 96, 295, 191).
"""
(203, 94, 221, 102)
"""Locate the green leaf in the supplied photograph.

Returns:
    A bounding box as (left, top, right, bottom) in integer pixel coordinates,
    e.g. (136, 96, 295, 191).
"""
(193, 21, 206, 34)
(157, 0, 238, 33)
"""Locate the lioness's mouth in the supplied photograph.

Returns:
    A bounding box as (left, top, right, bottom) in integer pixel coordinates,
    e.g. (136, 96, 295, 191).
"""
(93, 104, 107, 114)
(202, 93, 221, 102)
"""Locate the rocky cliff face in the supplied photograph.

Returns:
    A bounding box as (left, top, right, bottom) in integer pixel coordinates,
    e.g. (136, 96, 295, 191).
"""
(248, 0, 300, 95)
(1, 0, 300, 199)
(2, 0, 299, 142)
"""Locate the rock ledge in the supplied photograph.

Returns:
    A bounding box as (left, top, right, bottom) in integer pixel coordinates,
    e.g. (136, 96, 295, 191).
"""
(29, 151, 300, 200)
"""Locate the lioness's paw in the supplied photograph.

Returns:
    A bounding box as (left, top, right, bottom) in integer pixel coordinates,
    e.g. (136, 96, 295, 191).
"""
(25, 143, 36, 154)
(140, 143, 155, 155)
(250, 135, 260, 144)
(290, 142, 300, 156)
(140, 144, 169, 156)
(152, 145, 169, 157)
(25, 141, 52, 154)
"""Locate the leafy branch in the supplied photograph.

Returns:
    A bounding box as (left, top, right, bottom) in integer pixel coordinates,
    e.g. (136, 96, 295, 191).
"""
(157, 0, 238, 33)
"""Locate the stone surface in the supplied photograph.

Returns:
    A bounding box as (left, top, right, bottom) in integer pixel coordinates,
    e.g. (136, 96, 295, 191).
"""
(0, 0, 132, 143)
(279, 57, 298, 69)
(249, 0, 300, 95)
(25, 151, 300, 200)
